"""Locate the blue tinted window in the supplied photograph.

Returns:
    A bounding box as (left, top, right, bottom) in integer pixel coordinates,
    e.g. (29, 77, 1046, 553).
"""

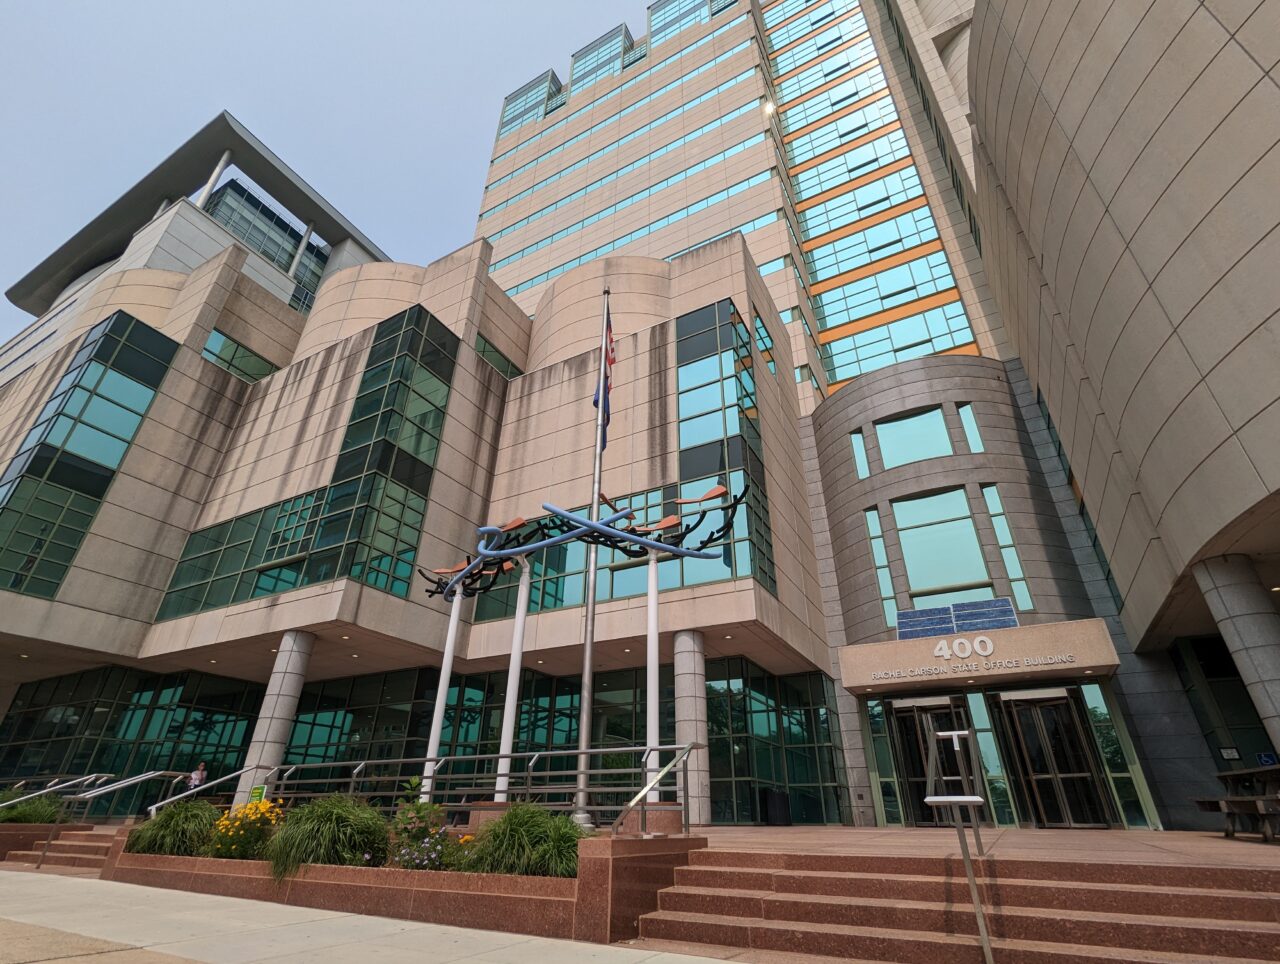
(958, 403, 984, 453)
(851, 431, 869, 478)
(876, 407, 951, 469)
(897, 518, 987, 593)
(891, 488, 992, 606)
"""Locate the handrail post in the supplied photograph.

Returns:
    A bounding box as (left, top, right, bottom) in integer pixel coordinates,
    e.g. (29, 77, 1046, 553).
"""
(682, 754, 691, 834)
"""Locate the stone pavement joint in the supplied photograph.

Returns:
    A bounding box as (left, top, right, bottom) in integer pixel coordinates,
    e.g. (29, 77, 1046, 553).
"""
(0, 870, 721, 964)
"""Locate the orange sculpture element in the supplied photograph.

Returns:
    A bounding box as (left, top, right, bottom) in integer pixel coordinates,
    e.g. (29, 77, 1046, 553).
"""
(675, 484, 728, 505)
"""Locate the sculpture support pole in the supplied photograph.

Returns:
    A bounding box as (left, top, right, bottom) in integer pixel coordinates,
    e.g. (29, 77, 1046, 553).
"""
(573, 288, 610, 829)
(646, 548, 660, 803)
(494, 558, 533, 802)
(423, 589, 465, 799)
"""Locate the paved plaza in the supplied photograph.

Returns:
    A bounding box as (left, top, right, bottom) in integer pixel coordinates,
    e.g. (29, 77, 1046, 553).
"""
(0, 870, 717, 964)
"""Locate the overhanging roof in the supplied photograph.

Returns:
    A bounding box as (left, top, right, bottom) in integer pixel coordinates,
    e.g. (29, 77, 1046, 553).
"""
(6, 110, 390, 316)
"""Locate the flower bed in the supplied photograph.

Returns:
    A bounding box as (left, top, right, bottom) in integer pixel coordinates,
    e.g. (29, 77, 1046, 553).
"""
(100, 832, 707, 943)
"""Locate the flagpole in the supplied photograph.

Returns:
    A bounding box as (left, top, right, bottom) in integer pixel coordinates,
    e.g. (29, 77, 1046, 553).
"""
(572, 287, 610, 829)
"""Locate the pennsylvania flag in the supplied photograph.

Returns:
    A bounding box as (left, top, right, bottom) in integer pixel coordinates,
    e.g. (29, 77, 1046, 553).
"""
(592, 305, 616, 449)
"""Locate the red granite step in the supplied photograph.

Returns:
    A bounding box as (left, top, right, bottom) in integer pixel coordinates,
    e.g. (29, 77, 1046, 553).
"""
(42, 839, 113, 857)
(673, 865, 1280, 922)
(686, 848, 1280, 893)
(55, 830, 120, 845)
(639, 910, 1278, 964)
(657, 886, 1280, 960)
(3, 849, 106, 869)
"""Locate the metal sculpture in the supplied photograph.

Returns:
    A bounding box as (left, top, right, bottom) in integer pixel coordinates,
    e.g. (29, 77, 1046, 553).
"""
(416, 486, 748, 800)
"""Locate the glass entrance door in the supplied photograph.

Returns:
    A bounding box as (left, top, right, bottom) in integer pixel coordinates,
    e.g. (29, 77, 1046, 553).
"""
(888, 697, 976, 827)
(1001, 691, 1112, 828)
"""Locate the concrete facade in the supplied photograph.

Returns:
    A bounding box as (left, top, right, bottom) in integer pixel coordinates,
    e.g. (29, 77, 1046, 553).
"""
(1, 0, 1277, 833)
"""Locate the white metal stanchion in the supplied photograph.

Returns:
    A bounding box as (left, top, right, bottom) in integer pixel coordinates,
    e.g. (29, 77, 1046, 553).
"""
(645, 548, 660, 804)
(494, 558, 533, 802)
(422, 589, 465, 799)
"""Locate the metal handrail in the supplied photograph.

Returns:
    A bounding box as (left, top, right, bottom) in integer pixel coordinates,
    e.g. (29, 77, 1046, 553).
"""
(923, 728, 993, 964)
(611, 742, 702, 836)
(264, 744, 692, 819)
(0, 774, 115, 809)
(146, 766, 276, 818)
(67, 770, 187, 802)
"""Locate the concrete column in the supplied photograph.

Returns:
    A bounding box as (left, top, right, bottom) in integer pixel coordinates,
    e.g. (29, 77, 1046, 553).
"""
(287, 223, 315, 279)
(673, 629, 711, 826)
(236, 630, 314, 803)
(1192, 555, 1280, 750)
(195, 149, 232, 210)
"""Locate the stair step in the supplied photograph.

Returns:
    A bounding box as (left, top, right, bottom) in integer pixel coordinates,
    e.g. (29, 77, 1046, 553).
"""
(623, 935, 885, 963)
(640, 910, 1279, 964)
(4, 850, 107, 869)
(673, 866, 1280, 923)
(688, 849, 1280, 893)
(657, 887, 1280, 960)
(42, 840, 112, 857)
(55, 830, 120, 844)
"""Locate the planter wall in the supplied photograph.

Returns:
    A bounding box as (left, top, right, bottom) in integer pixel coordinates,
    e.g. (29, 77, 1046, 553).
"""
(100, 831, 708, 944)
(0, 823, 92, 859)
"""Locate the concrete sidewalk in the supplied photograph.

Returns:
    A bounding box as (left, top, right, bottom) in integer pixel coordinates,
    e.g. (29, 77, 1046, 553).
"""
(0, 869, 716, 964)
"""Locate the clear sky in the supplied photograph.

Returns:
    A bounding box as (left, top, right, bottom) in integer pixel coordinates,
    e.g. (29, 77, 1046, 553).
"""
(0, 0, 651, 342)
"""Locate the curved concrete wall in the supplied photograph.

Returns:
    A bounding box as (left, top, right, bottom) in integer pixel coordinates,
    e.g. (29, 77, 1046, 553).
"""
(969, 0, 1280, 643)
(299, 262, 431, 360)
(812, 354, 1093, 646)
(527, 256, 673, 371)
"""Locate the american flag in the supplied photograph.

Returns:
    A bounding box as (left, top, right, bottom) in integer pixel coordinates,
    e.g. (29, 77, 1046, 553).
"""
(592, 304, 616, 450)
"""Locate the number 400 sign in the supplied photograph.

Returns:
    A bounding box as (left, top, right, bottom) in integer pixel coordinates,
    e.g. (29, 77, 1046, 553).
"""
(933, 636, 994, 660)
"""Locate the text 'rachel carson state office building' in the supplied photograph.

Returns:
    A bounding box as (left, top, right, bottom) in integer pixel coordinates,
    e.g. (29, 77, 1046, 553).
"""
(1, 0, 1277, 831)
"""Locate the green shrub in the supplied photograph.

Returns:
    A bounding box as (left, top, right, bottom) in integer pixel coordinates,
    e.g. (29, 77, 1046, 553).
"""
(266, 795, 389, 880)
(463, 804, 588, 878)
(0, 792, 63, 824)
(387, 786, 448, 871)
(125, 800, 218, 856)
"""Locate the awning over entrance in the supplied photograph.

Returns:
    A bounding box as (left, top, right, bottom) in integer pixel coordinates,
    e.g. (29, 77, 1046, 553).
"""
(840, 618, 1119, 696)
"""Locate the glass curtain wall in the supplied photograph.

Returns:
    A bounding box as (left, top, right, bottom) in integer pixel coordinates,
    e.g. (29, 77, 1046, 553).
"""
(0, 311, 178, 598)
(158, 306, 458, 620)
(0, 668, 262, 815)
(2, 658, 849, 823)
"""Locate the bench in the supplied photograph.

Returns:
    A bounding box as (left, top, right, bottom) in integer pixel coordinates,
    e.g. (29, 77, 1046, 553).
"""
(1196, 763, 1280, 843)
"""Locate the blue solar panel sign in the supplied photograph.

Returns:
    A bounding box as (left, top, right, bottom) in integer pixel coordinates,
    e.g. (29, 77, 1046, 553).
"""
(897, 598, 1018, 640)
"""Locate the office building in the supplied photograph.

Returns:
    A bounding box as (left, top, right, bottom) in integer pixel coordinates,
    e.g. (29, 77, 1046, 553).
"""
(1, 0, 1276, 831)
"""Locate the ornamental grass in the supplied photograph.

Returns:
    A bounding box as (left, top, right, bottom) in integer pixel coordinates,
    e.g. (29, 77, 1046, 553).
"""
(124, 800, 219, 856)
(461, 803, 587, 878)
(266, 794, 389, 880)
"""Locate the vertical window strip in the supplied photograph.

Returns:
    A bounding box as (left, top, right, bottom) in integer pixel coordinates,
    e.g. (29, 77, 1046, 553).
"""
(981, 484, 1033, 611)
(850, 430, 869, 478)
(865, 507, 897, 628)
(957, 403, 984, 453)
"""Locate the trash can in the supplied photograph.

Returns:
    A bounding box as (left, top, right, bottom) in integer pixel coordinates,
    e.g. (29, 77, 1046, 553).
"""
(759, 787, 792, 826)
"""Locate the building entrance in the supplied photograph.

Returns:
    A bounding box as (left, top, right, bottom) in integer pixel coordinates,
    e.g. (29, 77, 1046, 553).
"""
(876, 686, 1124, 829)
(998, 689, 1112, 828)
(887, 696, 980, 827)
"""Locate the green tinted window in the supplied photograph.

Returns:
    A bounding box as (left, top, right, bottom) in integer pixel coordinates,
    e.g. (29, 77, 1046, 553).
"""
(201, 330, 279, 384)
(474, 334, 524, 379)
(875, 407, 952, 469)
